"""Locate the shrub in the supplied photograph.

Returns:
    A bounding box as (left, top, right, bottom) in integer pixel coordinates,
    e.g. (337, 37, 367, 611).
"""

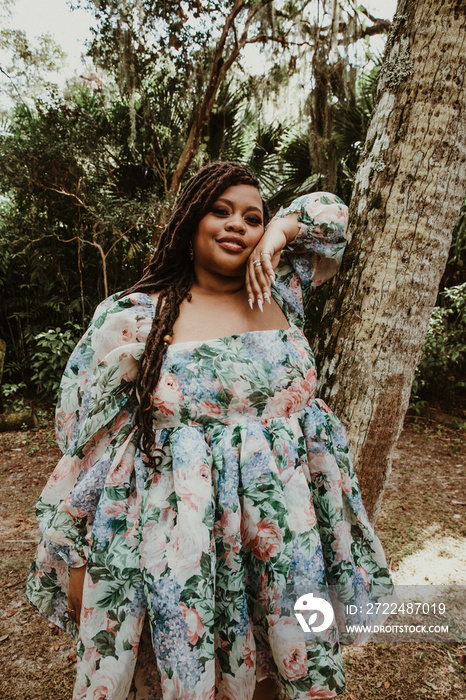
(410, 282, 466, 411)
(30, 322, 82, 400)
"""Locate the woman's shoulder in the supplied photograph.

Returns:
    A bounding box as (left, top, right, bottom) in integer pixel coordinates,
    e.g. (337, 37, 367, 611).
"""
(63, 291, 156, 376)
(86, 291, 155, 357)
(91, 290, 156, 323)
(56, 291, 155, 453)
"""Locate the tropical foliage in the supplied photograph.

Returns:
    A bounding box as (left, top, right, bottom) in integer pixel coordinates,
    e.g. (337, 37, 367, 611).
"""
(410, 283, 466, 411)
(0, 0, 464, 412)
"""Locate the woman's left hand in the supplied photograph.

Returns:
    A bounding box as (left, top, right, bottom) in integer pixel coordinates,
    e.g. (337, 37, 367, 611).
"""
(246, 213, 299, 310)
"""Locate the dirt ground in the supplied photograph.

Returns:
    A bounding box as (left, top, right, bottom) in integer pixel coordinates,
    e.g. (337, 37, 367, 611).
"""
(0, 413, 465, 700)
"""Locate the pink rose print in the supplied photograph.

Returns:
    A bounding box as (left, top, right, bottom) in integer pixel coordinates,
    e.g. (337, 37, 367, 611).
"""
(282, 467, 317, 533)
(180, 603, 204, 645)
(152, 373, 184, 415)
(330, 520, 351, 564)
(165, 511, 211, 587)
(308, 453, 339, 490)
(356, 565, 371, 588)
(215, 508, 240, 538)
(58, 410, 75, 442)
(91, 312, 137, 360)
(246, 517, 284, 562)
(86, 654, 133, 699)
(301, 687, 339, 699)
(161, 667, 216, 700)
(140, 521, 168, 580)
(174, 462, 211, 510)
(217, 661, 256, 700)
(269, 617, 308, 680)
(243, 629, 256, 669)
(340, 470, 353, 495)
(48, 453, 78, 487)
(198, 399, 225, 419)
(289, 273, 302, 296)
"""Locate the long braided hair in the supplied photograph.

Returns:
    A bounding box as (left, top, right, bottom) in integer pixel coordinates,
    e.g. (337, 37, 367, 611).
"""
(117, 161, 269, 467)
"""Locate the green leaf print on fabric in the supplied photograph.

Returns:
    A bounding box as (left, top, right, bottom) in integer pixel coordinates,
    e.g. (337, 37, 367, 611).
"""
(93, 630, 117, 658)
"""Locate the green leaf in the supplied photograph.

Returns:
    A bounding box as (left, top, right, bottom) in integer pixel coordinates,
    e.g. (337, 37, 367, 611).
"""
(92, 630, 116, 658)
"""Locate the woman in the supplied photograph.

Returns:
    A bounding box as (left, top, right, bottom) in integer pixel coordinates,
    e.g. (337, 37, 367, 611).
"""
(27, 162, 394, 700)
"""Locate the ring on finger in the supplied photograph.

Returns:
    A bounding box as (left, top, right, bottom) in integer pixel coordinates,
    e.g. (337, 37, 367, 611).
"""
(260, 251, 271, 258)
(253, 260, 262, 268)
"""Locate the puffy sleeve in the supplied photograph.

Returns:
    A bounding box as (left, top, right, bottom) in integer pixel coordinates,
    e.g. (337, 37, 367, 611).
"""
(271, 192, 349, 324)
(34, 292, 154, 568)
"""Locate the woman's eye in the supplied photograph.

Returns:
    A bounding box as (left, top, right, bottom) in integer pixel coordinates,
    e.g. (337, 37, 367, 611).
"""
(246, 217, 262, 225)
(212, 207, 229, 216)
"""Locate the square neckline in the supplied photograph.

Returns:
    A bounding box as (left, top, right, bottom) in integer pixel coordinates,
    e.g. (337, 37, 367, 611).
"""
(138, 292, 295, 351)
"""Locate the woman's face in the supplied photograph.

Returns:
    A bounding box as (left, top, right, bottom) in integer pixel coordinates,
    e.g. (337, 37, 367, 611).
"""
(192, 184, 264, 279)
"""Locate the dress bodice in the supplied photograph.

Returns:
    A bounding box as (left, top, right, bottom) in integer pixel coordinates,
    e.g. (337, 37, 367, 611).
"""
(151, 324, 317, 428)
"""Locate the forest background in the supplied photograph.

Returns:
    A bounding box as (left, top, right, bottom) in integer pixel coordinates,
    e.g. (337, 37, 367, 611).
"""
(0, 0, 464, 453)
(0, 2, 465, 698)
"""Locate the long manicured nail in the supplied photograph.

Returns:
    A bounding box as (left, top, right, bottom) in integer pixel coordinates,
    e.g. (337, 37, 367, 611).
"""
(264, 292, 271, 304)
(248, 297, 254, 310)
(269, 275, 275, 285)
(258, 298, 263, 312)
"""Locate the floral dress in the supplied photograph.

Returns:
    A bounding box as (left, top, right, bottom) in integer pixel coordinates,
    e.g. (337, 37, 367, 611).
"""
(26, 192, 394, 700)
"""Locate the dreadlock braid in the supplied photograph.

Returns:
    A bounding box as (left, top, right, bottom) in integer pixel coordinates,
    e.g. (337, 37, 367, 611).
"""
(117, 161, 269, 467)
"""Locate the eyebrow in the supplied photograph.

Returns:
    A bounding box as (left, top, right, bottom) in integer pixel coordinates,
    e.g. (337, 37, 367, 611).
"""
(215, 197, 263, 215)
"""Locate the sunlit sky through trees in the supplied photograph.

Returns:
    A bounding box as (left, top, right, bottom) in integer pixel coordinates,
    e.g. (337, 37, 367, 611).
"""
(0, 0, 398, 112)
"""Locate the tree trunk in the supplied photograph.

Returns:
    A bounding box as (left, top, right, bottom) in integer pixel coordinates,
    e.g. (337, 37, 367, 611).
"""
(314, 0, 466, 522)
(0, 339, 5, 413)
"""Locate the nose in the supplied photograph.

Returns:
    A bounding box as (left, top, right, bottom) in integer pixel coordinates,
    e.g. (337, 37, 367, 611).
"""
(225, 212, 246, 232)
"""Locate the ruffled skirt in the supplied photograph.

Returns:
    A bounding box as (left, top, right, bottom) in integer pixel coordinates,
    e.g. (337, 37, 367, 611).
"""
(27, 398, 394, 700)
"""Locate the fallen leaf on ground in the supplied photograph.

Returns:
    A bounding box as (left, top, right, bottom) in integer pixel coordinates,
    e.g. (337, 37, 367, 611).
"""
(3, 580, 22, 589)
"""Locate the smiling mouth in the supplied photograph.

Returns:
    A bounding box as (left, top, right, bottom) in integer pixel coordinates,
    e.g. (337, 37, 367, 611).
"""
(216, 239, 246, 252)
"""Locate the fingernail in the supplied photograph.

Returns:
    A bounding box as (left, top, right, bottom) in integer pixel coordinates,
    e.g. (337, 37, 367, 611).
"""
(258, 298, 263, 312)
(248, 297, 254, 310)
(269, 275, 276, 285)
(264, 292, 271, 304)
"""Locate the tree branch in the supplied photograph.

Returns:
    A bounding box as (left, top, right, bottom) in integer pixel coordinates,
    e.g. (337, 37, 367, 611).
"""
(168, 0, 275, 197)
(358, 20, 391, 37)
(0, 64, 25, 101)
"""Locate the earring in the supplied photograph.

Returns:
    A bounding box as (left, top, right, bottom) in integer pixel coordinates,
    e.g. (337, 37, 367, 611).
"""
(189, 241, 194, 261)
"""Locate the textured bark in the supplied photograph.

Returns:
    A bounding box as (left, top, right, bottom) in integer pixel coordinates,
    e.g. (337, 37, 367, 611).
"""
(314, 0, 466, 521)
(0, 339, 5, 413)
